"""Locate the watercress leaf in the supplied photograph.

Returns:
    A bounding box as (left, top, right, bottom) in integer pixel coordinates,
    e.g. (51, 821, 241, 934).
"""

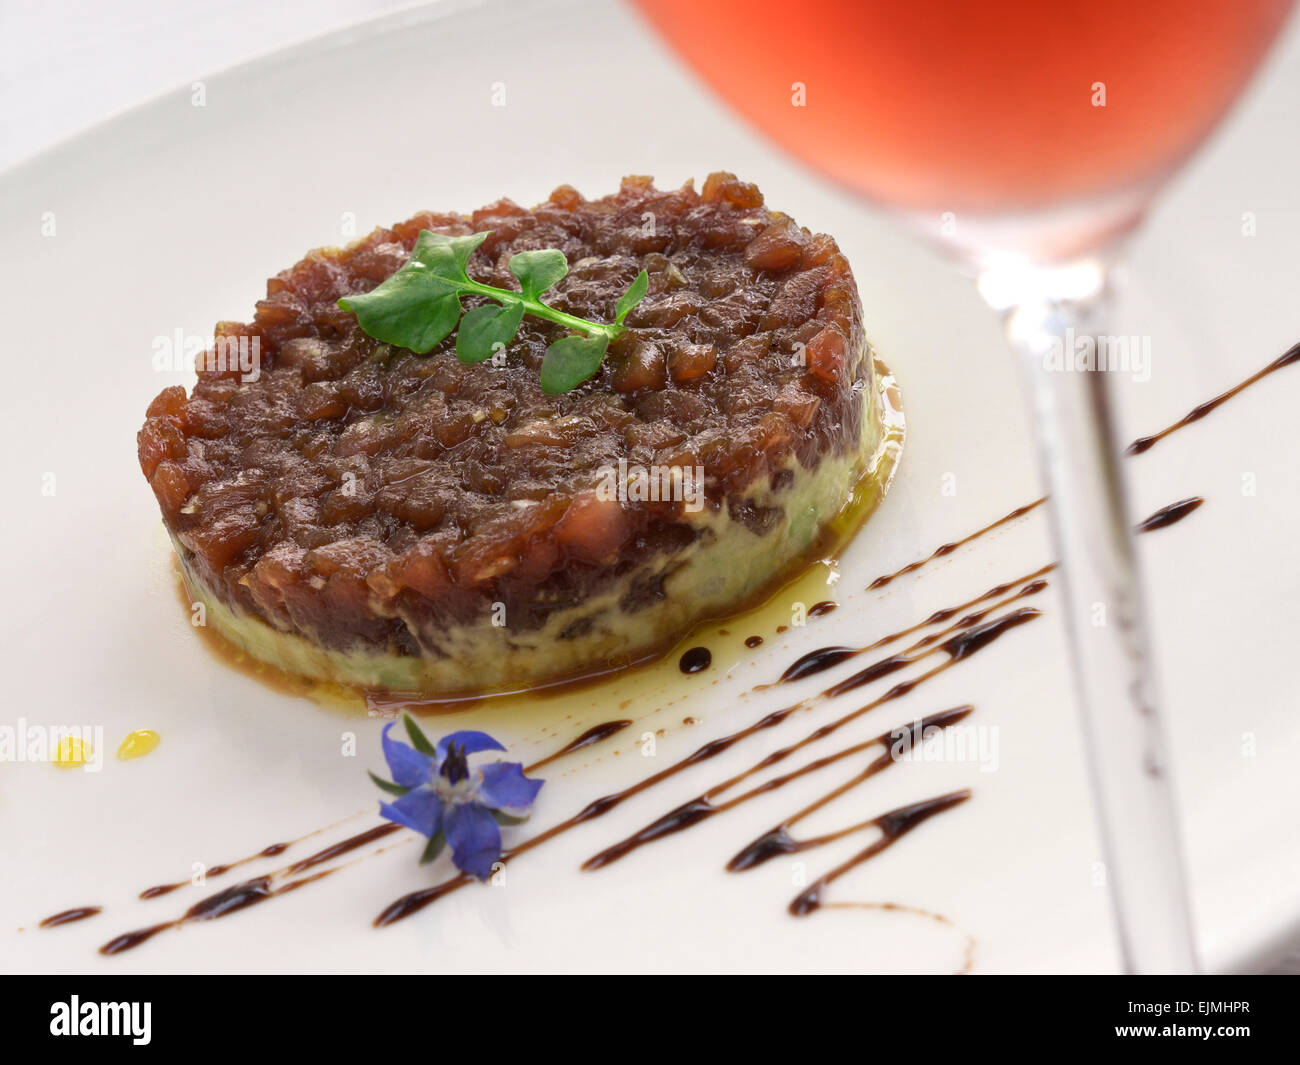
(540, 333, 609, 394)
(367, 771, 410, 797)
(409, 233, 460, 278)
(448, 231, 490, 272)
(416, 292, 463, 352)
(339, 270, 461, 353)
(419, 831, 448, 865)
(615, 269, 650, 325)
(455, 301, 525, 364)
(402, 713, 438, 757)
(509, 248, 569, 300)
(412, 229, 489, 279)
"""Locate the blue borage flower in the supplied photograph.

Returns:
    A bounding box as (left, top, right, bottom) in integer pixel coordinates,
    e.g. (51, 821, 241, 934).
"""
(369, 714, 544, 880)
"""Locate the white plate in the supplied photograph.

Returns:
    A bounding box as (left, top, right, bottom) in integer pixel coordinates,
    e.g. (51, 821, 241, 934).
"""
(3, 0, 1298, 974)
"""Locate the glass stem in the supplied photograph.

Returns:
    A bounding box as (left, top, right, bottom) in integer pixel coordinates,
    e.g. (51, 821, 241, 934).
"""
(979, 258, 1199, 974)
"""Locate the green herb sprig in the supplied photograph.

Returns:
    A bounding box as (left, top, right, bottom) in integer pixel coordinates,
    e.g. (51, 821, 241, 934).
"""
(337, 230, 649, 394)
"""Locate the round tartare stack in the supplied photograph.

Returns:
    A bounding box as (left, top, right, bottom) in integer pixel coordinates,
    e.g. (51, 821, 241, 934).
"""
(137, 173, 901, 695)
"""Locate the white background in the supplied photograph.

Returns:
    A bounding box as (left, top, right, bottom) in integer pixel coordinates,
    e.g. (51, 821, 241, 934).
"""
(1, 0, 411, 170)
(3, 0, 1297, 974)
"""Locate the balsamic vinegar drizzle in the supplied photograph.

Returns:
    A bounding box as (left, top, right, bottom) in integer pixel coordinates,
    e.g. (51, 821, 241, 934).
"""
(92, 717, 632, 954)
(140, 839, 297, 900)
(125, 722, 635, 907)
(1136, 496, 1204, 533)
(39, 906, 102, 928)
(529, 719, 633, 770)
(284, 823, 402, 877)
(853, 344, 1296, 599)
(727, 707, 975, 872)
(69, 347, 1297, 957)
(583, 608, 1040, 872)
(592, 706, 976, 873)
(102, 869, 344, 956)
(778, 489, 1202, 690)
(374, 600, 1046, 927)
(788, 792, 972, 916)
(1126, 341, 1300, 456)
(781, 564, 1055, 684)
(867, 499, 1046, 590)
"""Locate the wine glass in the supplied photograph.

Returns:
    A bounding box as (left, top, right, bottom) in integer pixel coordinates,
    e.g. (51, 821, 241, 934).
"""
(633, 0, 1295, 972)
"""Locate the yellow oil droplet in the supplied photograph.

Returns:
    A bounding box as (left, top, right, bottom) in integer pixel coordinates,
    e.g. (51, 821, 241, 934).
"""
(53, 736, 91, 769)
(117, 730, 160, 761)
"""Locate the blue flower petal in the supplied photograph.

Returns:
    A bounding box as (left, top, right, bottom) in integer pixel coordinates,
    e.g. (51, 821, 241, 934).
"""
(379, 787, 444, 839)
(382, 722, 435, 789)
(478, 762, 544, 811)
(444, 803, 502, 881)
(435, 730, 507, 758)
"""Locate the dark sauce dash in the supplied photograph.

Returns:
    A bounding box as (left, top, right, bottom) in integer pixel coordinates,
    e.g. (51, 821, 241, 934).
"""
(781, 646, 855, 683)
(39, 906, 102, 928)
(1126, 342, 1300, 456)
(284, 824, 400, 877)
(1136, 496, 1203, 533)
(529, 719, 633, 770)
(808, 600, 838, 617)
(182, 877, 273, 921)
(744, 635, 763, 648)
(100, 923, 173, 956)
(941, 607, 1040, 661)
